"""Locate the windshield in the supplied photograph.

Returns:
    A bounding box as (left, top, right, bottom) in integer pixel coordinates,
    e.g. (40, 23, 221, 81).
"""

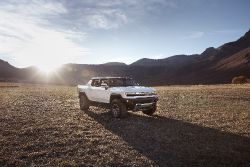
(109, 78, 138, 87)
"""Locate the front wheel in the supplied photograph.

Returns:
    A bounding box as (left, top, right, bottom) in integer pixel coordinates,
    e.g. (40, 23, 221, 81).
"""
(79, 94, 90, 110)
(110, 99, 127, 118)
(142, 104, 157, 116)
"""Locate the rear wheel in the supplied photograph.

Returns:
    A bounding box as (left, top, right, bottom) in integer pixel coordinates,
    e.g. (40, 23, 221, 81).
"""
(142, 104, 157, 116)
(79, 94, 90, 110)
(111, 99, 127, 118)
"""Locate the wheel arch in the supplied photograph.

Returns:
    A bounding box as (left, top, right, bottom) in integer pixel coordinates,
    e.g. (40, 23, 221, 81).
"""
(110, 94, 123, 103)
(78, 91, 89, 100)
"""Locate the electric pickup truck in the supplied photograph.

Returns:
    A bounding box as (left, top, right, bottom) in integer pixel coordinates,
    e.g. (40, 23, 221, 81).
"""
(77, 77, 158, 118)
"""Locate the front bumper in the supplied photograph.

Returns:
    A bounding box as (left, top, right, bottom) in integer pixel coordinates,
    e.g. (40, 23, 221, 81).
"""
(122, 96, 158, 111)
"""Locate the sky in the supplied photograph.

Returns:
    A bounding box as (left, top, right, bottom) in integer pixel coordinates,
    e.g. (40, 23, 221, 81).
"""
(0, 0, 250, 69)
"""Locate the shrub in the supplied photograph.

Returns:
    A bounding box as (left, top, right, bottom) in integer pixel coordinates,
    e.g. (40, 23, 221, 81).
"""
(232, 76, 248, 84)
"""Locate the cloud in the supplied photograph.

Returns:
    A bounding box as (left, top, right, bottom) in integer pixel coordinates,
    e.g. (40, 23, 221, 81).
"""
(0, 0, 177, 31)
(85, 9, 128, 29)
(61, 0, 177, 30)
(0, 0, 89, 68)
(0, 0, 67, 17)
(0, 0, 180, 67)
(183, 31, 205, 39)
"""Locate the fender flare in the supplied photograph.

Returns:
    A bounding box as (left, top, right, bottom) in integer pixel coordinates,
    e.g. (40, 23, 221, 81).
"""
(110, 93, 123, 103)
(78, 91, 89, 100)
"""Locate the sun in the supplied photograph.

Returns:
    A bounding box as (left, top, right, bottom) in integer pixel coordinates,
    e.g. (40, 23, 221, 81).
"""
(34, 56, 62, 74)
(37, 63, 58, 74)
(14, 30, 85, 74)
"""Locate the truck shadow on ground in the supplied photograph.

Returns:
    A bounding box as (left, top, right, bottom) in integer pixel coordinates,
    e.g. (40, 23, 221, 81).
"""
(84, 109, 250, 167)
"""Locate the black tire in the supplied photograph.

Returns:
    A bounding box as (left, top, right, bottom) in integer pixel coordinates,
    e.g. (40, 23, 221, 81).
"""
(110, 99, 127, 118)
(142, 104, 157, 116)
(79, 94, 90, 110)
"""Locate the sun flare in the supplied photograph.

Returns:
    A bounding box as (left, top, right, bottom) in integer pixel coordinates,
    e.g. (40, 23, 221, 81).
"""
(37, 63, 59, 74)
(11, 28, 87, 71)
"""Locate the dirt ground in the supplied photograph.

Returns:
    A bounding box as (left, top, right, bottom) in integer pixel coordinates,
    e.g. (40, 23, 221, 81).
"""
(0, 83, 249, 167)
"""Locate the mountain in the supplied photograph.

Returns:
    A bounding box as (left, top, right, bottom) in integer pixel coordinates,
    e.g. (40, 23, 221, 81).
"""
(0, 59, 22, 82)
(0, 29, 249, 85)
(200, 47, 218, 58)
(130, 29, 250, 85)
(102, 62, 127, 66)
(131, 54, 200, 69)
(214, 47, 250, 70)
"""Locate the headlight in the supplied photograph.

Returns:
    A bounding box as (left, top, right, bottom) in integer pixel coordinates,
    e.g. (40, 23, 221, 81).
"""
(151, 91, 157, 95)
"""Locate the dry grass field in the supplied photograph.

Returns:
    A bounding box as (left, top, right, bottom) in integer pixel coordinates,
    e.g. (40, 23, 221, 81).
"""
(0, 83, 249, 167)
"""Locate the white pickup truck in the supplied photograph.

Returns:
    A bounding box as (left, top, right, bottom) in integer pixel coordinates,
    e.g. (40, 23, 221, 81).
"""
(77, 77, 158, 118)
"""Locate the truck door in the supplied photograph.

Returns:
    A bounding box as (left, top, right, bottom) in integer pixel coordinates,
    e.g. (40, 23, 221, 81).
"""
(97, 79, 110, 103)
(87, 79, 100, 101)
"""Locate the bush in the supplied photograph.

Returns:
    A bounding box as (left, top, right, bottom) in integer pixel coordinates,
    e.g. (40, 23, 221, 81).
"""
(232, 76, 248, 84)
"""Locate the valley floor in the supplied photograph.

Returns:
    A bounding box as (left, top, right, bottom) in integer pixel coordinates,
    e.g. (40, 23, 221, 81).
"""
(0, 83, 249, 166)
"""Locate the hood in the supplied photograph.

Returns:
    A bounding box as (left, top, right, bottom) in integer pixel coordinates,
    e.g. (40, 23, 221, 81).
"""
(110, 86, 155, 93)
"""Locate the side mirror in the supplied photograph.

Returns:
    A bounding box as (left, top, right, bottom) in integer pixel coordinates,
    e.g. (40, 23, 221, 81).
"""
(101, 83, 109, 90)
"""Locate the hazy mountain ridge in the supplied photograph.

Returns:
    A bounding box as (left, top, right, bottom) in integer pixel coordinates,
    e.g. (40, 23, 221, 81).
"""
(102, 62, 127, 66)
(0, 59, 21, 81)
(0, 29, 249, 85)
